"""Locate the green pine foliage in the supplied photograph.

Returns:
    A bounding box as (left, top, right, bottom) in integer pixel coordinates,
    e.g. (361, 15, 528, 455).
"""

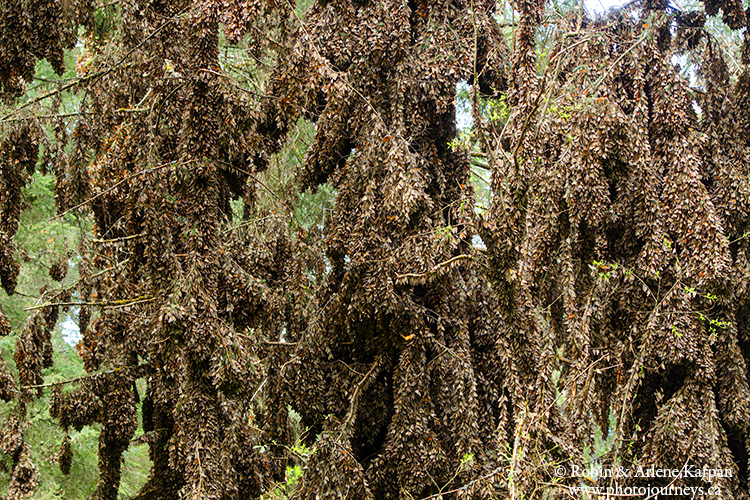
(1, 170, 150, 498)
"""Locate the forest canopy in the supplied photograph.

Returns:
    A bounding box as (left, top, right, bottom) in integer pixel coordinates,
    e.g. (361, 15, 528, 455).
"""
(1, 0, 750, 498)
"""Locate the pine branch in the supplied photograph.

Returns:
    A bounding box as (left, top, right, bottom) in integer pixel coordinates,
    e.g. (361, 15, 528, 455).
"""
(1, 5, 190, 121)
(24, 295, 154, 311)
(341, 356, 382, 432)
(15, 364, 149, 392)
(396, 255, 474, 280)
(91, 233, 145, 244)
(0, 111, 89, 123)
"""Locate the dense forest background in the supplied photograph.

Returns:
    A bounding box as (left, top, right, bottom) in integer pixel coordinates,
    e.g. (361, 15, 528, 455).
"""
(1, 0, 750, 498)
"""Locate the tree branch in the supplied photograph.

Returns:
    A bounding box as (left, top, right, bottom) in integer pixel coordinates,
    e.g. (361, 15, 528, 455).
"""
(341, 356, 382, 432)
(396, 254, 474, 280)
(24, 295, 154, 311)
(1, 5, 190, 121)
(16, 363, 150, 392)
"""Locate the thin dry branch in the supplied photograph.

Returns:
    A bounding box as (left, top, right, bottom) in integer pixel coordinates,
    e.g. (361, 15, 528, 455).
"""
(88, 258, 130, 279)
(13, 364, 150, 392)
(91, 233, 145, 244)
(417, 466, 509, 500)
(396, 254, 474, 280)
(341, 356, 383, 432)
(55, 159, 193, 220)
(24, 295, 155, 311)
(0, 111, 89, 123)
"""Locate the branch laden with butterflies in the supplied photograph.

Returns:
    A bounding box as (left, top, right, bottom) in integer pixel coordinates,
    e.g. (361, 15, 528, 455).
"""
(1, 0, 303, 498)
(1, 0, 750, 498)
(478, 0, 750, 496)
(265, 0, 520, 498)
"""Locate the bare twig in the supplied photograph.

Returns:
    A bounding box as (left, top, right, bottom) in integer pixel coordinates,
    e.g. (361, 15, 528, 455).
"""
(396, 254, 474, 280)
(91, 233, 145, 244)
(54, 159, 191, 220)
(341, 356, 383, 432)
(418, 466, 508, 500)
(24, 295, 154, 311)
(262, 340, 298, 346)
(0, 111, 90, 123)
(88, 258, 130, 279)
(17, 363, 149, 392)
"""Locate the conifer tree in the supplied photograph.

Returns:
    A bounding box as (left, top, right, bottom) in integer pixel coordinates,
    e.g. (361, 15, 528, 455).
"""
(1, 0, 749, 498)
